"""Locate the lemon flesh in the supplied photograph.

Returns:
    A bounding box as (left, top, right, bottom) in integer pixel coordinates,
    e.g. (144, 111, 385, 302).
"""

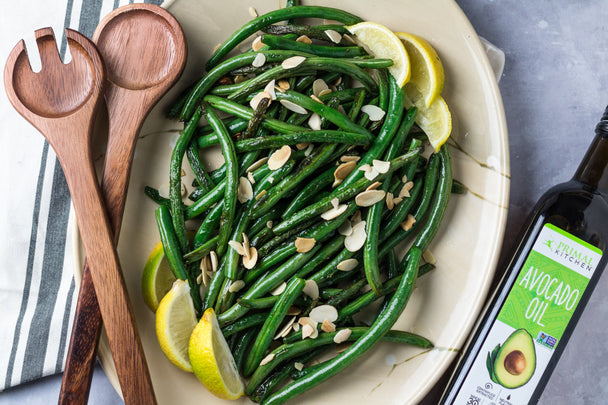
(155, 280, 197, 372)
(142, 241, 177, 312)
(395, 32, 445, 108)
(347, 22, 410, 87)
(404, 93, 452, 152)
(189, 308, 244, 400)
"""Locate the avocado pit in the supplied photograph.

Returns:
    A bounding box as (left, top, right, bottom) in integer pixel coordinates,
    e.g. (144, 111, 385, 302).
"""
(504, 350, 526, 376)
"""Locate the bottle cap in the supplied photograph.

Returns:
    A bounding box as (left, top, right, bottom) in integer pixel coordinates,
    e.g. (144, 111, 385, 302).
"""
(596, 106, 608, 138)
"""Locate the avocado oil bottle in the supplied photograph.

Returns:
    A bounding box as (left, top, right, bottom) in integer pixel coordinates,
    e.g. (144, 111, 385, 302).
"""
(440, 106, 608, 405)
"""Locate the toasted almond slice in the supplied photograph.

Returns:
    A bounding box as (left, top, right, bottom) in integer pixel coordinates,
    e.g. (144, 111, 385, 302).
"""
(295, 237, 315, 253)
(210, 251, 218, 272)
(249, 91, 271, 110)
(334, 161, 357, 181)
(393, 197, 403, 205)
(301, 324, 314, 339)
(304, 144, 314, 156)
(268, 145, 292, 170)
(287, 306, 302, 316)
(318, 88, 332, 97)
(364, 167, 379, 181)
(386, 192, 395, 210)
(344, 221, 366, 252)
(343, 33, 356, 44)
(310, 94, 323, 104)
(280, 99, 308, 114)
(423, 249, 437, 265)
(402, 174, 408, 183)
(252, 52, 266, 67)
(264, 79, 277, 100)
(355, 189, 386, 207)
(238, 176, 253, 203)
(351, 210, 362, 225)
(340, 155, 360, 163)
(332, 178, 343, 188)
(247, 156, 268, 173)
(330, 198, 340, 210)
(260, 353, 275, 366)
(372, 159, 390, 174)
(334, 328, 352, 344)
(255, 189, 267, 200)
(278, 79, 290, 90)
(292, 323, 300, 332)
(338, 220, 353, 236)
(366, 181, 382, 191)
(243, 246, 258, 269)
(308, 113, 321, 130)
(337, 258, 358, 271)
(358, 163, 371, 174)
(296, 142, 310, 150)
(266, 220, 273, 229)
(333, 76, 342, 87)
(325, 29, 342, 44)
(312, 78, 329, 97)
(247, 171, 256, 184)
(309, 305, 338, 323)
(294, 362, 304, 371)
(248, 6, 258, 17)
(296, 35, 312, 44)
(321, 319, 336, 333)
(274, 316, 297, 340)
(400, 214, 417, 231)
(196, 273, 203, 285)
(361, 105, 386, 121)
(228, 280, 246, 293)
(268, 176, 274, 184)
(399, 181, 414, 198)
(270, 281, 287, 296)
(303, 280, 319, 300)
(228, 240, 246, 256)
(298, 317, 312, 326)
(282, 56, 306, 69)
(321, 203, 347, 220)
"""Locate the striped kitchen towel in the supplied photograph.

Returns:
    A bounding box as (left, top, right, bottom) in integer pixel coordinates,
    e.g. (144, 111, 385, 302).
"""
(0, 0, 162, 390)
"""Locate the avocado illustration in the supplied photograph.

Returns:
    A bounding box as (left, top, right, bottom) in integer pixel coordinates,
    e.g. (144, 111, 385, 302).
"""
(485, 329, 536, 389)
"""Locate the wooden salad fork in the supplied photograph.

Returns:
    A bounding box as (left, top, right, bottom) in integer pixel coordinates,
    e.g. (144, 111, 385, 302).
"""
(59, 4, 187, 404)
(4, 28, 156, 404)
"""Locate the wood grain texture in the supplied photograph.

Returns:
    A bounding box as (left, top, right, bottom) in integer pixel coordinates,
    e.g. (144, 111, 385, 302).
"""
(59, 4, 187, 404)
(4, 27, 156, 405)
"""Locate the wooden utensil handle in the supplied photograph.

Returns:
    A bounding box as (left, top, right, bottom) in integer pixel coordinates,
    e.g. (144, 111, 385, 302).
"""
(61, 154, 156, 405)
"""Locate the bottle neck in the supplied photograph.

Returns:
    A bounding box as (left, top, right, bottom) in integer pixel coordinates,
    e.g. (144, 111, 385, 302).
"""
(573, 134, 608, 194)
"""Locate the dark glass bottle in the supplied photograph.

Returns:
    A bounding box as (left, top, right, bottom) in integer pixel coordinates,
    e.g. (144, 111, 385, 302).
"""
(440, 107, 608, 405)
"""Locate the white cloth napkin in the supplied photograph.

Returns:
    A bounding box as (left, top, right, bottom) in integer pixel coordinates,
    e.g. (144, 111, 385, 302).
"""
(0, 0, 505, 390)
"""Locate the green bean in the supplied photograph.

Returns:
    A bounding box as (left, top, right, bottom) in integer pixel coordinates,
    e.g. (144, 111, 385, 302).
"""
(262, 23, 349, 41)
(282, 166, 334, 218)
(205, 6, 363, 71)
(144, 186, 170, 208)
(244, 277, 305, 376)
(258, 220, 316, 258)
(203, 260, 226, 311)
(232, 328, 258, 375)
(262, 249, 421, 405)
(294, 236, 345, 279)
(348, 88, 366, 122)
(237, 296, 278, 310)
(193, 201, 223, 248)
(451, 179, 466, 194)
(201, 103, 239, 257)
(222, 313, 268, 337)
(244, 96, 271, 139)
(183, 235, 219, 264)
(325, 278, 366, 307)
(186, 141, 215, 193)
(309, 248, 357, 284)
(261, 34, 366, 58)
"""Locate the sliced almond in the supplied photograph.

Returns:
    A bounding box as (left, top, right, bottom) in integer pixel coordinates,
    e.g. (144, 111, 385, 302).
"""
(366, 181, 382, 191)
(338, 220, 353, 236)
(210, 251, 218, 272)
(334, 161, 357, 181)
(251, 35, 264, 51)
(243, 246, 258, 269)
(296, 35, 312, 44)
(340, 155, 360, 163)
(318, 88, 332, 97)
(274, 316, 297, 340)
(337, 258, 358, 272)
(372, 159, 390, 174)
(303, 279, 319, 300)
(355, 189, 386, 207)
(228, 240, 246, 256)
(180, 182, 188, 197)
(400, 214, 417, 232)
(264, 79, 277, 100)
(333, 328, 352, 344)
(228, 280, 246, 293)
(321, 319, 336, 333)
(310, 94, 323, 104)
(278, 79, 290, 90)
(252, 52, 266, 68)
(269, 281, 287, 296)
(249, 91, 271, 110)
(247, 171, 256, 184)
(268, 145, 292, 170)
(287, 306, 302, 316)
(312, 79, 329, 97)
(393, 197, 403, 205)
(268, 176, 274, 184)
(304, 144, 314, 157)
(321, 203, 347, 220)
(402, 174, 408, 183)
(365, 167, 379, 181)
(234, 74, 247, 84)
(333, 76, 342, 87)
(301, 324, 314, 339)
(196, 273, 203, 285)
(342, 33, 356, 44)
(281, 56, 306, 69)
(386, 192, 395, 210)
(266, 220, 273, 229)
(255, 189, 267, 200)
(294, 362, 304, 371)
(280, 99, 308, 114)
(324, 29, 342, 44)
(351, 210, 362, 225)
(344, 220, 366, 252)
(238, 176, 253, 203)
(247, 156, 268, 173)
(248, 6, 258, 17)
(295, 142, 310, 150)
(293, 323, 300, 332)
(260, 353, 275, 366)
(361, 105, 386, 121)
(309, 305, 338, 323)
(399, 181, 414, 198)
(423, 249, 437, 265)
(295, 237, 315, 253)
(308, 113, 321, 130)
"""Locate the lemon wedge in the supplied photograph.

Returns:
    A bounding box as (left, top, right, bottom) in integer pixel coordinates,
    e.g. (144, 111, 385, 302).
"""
(404, 93, 452, 152)
(155, 279, 197, 372)
(395, 32, 445, 108)
(189, 308, 244, 400)
(346, 22, 410, 87)
(142, 241, 176, 312)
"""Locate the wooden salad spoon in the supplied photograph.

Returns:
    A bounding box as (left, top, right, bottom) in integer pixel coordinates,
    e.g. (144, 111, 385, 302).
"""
(4, 28, 156, 404)
(58, 4, 186, 404)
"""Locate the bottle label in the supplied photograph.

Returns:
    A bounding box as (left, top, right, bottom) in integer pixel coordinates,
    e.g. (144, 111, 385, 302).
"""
(452, 223, 602, 405)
